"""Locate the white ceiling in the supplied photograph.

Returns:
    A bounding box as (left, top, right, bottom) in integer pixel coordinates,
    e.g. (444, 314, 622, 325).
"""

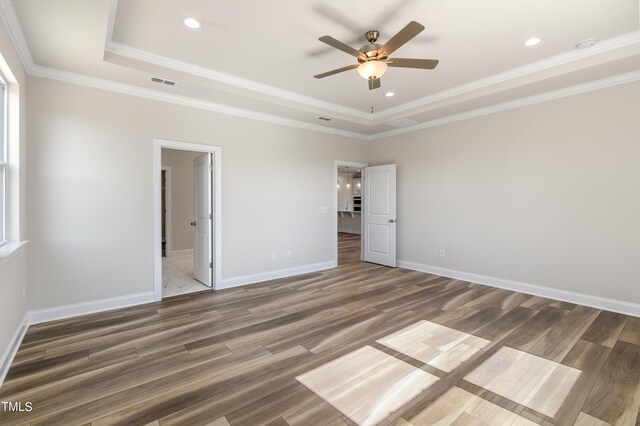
(5, 0, 640, 138)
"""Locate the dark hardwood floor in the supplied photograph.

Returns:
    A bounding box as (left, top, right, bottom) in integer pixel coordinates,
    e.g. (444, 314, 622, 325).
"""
(0, 233, 638, 425)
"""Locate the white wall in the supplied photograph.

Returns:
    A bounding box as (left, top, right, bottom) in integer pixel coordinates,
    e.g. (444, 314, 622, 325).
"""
(0, 19, 28, 379)
(371, 81, 640, 305)
(26, 77, 369, 310)
(161, 148, 201, 252)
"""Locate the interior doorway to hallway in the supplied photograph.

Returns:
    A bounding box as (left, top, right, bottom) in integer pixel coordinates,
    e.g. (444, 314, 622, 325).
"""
(153, 139, 222, 301)
(334, 160, 368, 266)
(160, 149, 212, 297)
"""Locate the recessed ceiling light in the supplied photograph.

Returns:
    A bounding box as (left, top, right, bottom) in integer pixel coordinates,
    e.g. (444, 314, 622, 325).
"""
(182, 17, 202, 29)
(385, 92, 395, 97)
(576, 39, 596, 49)
(523, 37, 542, 47)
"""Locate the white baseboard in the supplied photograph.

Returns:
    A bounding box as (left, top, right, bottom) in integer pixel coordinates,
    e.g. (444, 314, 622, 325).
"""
(219, 261, 335, 290)
(28, 291, 156, 325)
(168, 249, 194, 257)
(397, 260, 640, 317)
(0, 313, 29, 388)
(338, 228, 361, 235)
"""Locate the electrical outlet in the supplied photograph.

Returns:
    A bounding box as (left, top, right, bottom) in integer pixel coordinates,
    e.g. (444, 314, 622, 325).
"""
(439, 249, 446, 258)
(271, 251, 277, 260)
(287, 250, 293, 258)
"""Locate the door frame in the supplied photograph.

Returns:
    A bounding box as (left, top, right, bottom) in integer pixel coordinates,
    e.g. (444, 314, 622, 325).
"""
(161, 166, 172, 256)
(153, 138, 222, 301)
(333, 160, 369, 266)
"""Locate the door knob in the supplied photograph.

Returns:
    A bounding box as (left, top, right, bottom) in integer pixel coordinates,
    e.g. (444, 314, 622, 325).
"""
(389, 219, 396, 223)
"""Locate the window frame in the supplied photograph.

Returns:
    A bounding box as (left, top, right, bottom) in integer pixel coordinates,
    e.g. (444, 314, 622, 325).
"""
(0, 74, 7, 246)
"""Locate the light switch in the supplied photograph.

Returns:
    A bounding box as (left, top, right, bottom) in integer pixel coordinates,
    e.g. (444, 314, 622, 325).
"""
(318, 206, 327, 213)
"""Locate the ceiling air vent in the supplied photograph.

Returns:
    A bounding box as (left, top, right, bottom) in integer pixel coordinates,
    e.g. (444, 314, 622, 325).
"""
(385, 118, 419, 128)
(149, 76, 177, 86)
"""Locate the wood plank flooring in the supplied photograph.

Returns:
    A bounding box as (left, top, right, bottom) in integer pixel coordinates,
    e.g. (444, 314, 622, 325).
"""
(1, 233, 639, 425)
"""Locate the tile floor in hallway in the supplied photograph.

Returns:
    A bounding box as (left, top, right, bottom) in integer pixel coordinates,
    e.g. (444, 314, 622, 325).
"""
(162, 254, 211, 297)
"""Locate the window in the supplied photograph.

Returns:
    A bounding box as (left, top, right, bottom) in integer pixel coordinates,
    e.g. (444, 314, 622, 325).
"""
(0, 77, 6, 244)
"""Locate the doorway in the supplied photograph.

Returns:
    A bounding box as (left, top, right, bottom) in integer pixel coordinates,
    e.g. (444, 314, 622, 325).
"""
(160, 149, 212, 297)
(334, 160, 368, 266)
(161, 167, 172, 258)
(153, 139, 222, 301)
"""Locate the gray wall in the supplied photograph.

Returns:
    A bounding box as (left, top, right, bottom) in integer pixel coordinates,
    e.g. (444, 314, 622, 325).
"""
(26, 77, 369, 310)
(161, 148, 201, 253)
(371, 81, 640, 304)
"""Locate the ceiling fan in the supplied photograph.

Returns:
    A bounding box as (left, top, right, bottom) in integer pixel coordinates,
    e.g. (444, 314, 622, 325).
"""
(313, 21, 439, 90)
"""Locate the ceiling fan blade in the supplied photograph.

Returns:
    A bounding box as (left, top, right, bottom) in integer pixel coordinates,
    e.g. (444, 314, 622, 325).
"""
(368, 77, 381, 90)
(387, 58, 439, 69)
(314, 64, 359, 79)
(319, 35, 363, 58)
(378, 21, 425, 56)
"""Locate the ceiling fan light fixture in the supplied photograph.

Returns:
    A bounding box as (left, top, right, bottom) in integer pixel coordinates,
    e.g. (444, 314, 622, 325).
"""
(357, 61, 388, 80)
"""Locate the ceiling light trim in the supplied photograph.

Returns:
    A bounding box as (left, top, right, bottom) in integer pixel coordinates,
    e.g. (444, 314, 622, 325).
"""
(29, 64, 369, 141)
(182, 17, 202, 30)
(370, 69, 640, 140)
(523, 37, 542, 47)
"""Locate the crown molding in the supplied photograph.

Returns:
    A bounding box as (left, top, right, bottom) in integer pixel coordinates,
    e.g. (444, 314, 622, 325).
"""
(374, 31, 640, 120)
(105, 0, 118, 50)
(103, 1, 640, 125)
(29, 64, 370, 140)
(104, 1, 371, 122)
(0, 0, 34, 72)
(29, 62, 640, 143)
(370, 69, 640, 140)
(105, 41, 372, 122)
(3, 0, 640, 142)
(104, 32, 640, 125)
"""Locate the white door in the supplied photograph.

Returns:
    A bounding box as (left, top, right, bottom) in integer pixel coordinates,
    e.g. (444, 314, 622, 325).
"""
(363, 164, 396, 267)
(193, 154, 213, 287)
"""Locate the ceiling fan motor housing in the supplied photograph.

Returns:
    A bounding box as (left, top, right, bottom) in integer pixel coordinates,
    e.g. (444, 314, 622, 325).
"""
(365, 30, 379, 43)
(359, 43, 383, 61)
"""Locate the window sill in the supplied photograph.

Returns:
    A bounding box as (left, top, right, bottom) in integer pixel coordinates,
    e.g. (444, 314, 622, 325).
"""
(0, 241, 28, 267)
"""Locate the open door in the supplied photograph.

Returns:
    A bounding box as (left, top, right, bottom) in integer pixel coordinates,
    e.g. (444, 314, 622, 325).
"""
(363, 164, 396, 267)
(193, 154, 213, 287)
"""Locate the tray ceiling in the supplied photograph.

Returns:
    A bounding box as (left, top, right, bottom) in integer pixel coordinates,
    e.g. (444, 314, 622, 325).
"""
(5, 0, 640, 138)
